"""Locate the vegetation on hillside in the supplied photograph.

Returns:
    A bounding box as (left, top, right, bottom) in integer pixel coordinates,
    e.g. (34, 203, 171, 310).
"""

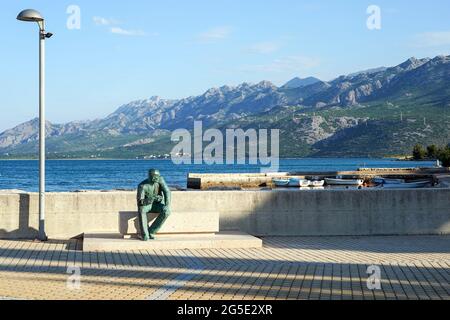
(412, 143, 450, 166)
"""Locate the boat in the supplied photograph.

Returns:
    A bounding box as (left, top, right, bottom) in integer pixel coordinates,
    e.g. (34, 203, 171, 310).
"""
(380, 180, 431, 189)
(384, 178, 406, 184)
(373, 177, 384, 185)
(288, 178, 311, 187)
(310, 180, 325, 187)
(272, 179, 290, 187)
(325, 178, 364, 186)
(373, 177, 405, 185)
(272, 178, 311, 188)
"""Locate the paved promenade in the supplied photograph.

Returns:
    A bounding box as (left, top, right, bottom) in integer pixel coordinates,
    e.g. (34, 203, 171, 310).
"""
(0, 236, 448, 300)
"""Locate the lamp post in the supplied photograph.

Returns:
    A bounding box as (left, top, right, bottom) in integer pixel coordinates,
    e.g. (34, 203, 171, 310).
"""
(17, 9, 53, 241)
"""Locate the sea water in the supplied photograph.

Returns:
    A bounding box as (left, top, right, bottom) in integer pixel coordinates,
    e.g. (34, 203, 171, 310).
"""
(0, 159, 435, 192)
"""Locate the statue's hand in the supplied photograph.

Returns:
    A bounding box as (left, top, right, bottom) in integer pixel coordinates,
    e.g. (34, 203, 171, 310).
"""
(155, 195, 164, 203)
(139, 197, 154, 206)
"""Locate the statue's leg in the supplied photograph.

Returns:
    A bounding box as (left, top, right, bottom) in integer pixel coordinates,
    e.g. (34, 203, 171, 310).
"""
(138, 206, 151, 241)
(148, 203, 171, 236)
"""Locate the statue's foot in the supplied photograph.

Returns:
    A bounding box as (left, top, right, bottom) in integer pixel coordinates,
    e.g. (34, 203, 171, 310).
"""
(148, 234, 155, 240)
(142, 235, 150, 241)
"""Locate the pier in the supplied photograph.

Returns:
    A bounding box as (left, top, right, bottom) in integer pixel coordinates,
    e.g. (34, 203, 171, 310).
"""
(187, 167, 450, 189)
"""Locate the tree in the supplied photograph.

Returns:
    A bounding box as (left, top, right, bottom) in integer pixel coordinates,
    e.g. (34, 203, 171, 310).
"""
(412, 144, 426, 160)
(438, 146, 450, 167)
(426, 145, 439, 159)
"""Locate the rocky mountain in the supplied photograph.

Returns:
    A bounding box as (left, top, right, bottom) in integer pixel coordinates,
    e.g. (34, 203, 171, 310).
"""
(347, 67, 387, 78)
(1, 55, 449, 158)
(282, 77, 321, 89)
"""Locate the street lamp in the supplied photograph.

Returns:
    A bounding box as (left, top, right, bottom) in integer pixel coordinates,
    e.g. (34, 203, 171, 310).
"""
(17, 9, 53, 241)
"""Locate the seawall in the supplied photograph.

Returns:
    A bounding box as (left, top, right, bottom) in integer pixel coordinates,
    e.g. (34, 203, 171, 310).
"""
(1, 189, 449, 239)
(187, 168, 450, 189)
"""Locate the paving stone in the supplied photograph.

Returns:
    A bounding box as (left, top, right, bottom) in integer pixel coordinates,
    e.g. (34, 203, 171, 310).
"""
(0, 236, 448, 300)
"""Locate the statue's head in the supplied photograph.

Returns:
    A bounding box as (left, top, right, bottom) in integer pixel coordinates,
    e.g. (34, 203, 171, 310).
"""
(148, 169, 161, 184)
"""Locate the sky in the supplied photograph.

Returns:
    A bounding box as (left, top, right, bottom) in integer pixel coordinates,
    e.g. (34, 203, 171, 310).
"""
(1, 0, 450, 132)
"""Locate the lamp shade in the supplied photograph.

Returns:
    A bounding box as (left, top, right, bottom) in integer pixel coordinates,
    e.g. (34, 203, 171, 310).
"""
(17, 9, 44, 22)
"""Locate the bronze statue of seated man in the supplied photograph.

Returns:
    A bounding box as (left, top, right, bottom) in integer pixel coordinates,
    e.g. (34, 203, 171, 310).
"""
(136, 169, 171, 241)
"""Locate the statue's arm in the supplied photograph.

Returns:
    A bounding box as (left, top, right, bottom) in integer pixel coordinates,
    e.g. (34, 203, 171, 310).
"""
(137, 183, 146, 207)
(161, 179, 171, 207)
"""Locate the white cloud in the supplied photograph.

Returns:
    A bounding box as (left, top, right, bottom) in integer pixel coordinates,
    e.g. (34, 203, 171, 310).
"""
(93, 16, 151, 37)
(110, 27, 146, 37)
(245, 42, 281, 54)
(197, 26, 232, 43)
(241, 55, 320, 73)
(93, 16, 118, 26)
(414, 31, 450, 47)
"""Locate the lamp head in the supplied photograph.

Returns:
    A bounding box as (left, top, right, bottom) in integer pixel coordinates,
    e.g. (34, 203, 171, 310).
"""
(17, 9, 44, 22)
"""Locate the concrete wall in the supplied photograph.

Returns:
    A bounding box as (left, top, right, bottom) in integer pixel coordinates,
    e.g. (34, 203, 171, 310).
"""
(1, 189, 449, 239)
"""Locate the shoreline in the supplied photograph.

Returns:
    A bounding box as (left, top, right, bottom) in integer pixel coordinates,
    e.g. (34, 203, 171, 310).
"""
(0, 156, 412, 161)
(0, 158, 171, 161)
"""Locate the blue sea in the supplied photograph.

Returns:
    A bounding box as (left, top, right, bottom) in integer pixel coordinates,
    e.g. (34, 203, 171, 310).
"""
(0, 159, 436, 192)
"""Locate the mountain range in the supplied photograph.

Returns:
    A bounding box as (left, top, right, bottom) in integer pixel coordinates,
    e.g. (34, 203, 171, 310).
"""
(1, 55, 450, 159)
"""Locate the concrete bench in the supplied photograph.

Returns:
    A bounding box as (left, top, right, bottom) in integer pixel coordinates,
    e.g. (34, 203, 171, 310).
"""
(83, 231, 263, 251)
(84, 210, 263, 251)
(118, 211, 219, 236)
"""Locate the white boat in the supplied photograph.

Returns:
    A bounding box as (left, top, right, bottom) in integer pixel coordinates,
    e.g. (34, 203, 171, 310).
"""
(273, 178, 310, 188)
(288, 178, 311, 187)
(310, 180, 325, 187)
(380, 180, 431, 189)
(325, 178, 364, 186)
